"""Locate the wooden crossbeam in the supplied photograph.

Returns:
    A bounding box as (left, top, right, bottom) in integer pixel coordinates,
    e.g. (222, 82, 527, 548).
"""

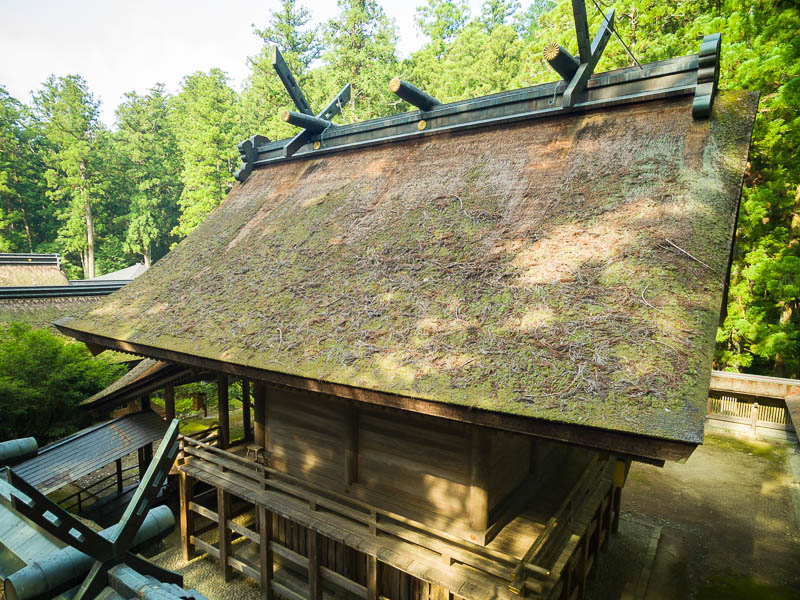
(562, 8, 614, 108)
(389, 78, 440, 111)
(271, 46, 313, 115)
(572, 0, 591, 63)
(283, 83, 351, 158)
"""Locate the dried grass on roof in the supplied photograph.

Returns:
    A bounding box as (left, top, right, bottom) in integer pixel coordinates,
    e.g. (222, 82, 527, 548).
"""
(0, 264, 68, 286)
(60, 91, 758, 443)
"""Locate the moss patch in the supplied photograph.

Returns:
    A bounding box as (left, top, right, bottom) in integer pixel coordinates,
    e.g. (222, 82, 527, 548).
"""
(58, 91, 758, 444)
(698, 575, 798, 600)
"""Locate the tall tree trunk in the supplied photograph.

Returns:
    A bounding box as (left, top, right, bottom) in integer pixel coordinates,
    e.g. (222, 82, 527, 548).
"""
(19, 200, 33, 253)
(80, 162, 95, 278)
(144, 243, 152, 268)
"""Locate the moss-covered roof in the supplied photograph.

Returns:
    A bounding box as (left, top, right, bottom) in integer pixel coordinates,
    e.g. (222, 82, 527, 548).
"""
(58, 91, 757, 445)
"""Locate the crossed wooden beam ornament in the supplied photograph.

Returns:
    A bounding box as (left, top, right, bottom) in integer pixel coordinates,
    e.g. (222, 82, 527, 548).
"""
(7, 419, 182, 599)
(543, 0, 615, 108)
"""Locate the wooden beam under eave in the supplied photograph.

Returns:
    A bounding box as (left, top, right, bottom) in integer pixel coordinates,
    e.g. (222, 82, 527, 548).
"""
(218, 374, 230, 449)
(253, 381, 266, 450)
(85, 342, 106, 356)
(242, 378, 252, 441)
(55, 326, 699, 463)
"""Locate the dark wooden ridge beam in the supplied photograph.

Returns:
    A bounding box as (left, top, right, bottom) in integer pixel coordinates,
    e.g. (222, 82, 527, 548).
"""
(563, 8, 615, 108)
(271, 45, 313, 115)
(543, 42, 580, 81)
(242, 53, 700, 168)
(389, 78, 441, 111)
(55, 322, 694, 464)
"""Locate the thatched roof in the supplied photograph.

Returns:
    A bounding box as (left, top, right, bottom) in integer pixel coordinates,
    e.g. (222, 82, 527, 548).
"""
(57, 90, 757, 454)
(0, 264, 68, 287)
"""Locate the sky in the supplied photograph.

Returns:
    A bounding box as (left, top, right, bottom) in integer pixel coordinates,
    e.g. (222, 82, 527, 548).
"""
(0, 0, 484, 127)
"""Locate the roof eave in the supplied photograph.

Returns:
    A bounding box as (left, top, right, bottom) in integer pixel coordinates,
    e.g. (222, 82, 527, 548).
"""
(56, 320, 696, 464)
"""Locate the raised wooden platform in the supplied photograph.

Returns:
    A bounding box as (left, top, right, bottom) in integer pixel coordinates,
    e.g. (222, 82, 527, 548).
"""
(177, 436, 620, 600)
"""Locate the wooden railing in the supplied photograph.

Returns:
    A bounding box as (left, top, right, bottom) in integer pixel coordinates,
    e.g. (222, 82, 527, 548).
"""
(708, 395, 789, 425)
(59, 463, 139, 513)
(178, 435, 613, 600)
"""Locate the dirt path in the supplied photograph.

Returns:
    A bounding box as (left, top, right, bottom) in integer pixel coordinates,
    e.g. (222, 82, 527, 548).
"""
(589, 433, 800, 599)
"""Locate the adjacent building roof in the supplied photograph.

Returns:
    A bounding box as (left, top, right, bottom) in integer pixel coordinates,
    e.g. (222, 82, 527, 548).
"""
(12, 412, 167, 495)
(56, 85, 757, 461)
(82, 358, 204, 412)
(0, 253, 68, 287)
(91, 263, 149, 281)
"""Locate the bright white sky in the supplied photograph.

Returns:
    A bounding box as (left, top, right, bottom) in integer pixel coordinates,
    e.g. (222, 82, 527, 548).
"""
(0, 0, 484, 127)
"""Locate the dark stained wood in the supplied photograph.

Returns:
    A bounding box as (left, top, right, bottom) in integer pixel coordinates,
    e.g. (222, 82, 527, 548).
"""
(308, 530, 321, 600)
(571, 0, 591, 62)
(115, 458, 123, 494)
(254, 381, 266, 449)
(218, 374, 229, 449)
(58, 327, 698, 462)
(243, 378, 252, 441)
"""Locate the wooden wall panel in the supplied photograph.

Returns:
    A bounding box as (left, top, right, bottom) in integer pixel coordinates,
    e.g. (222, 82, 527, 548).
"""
(487, 430, 531, 511)
(357, 410, 471, 521)
(268, 388, 348, 486)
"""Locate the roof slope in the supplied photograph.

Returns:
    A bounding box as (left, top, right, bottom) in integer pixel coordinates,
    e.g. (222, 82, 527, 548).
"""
(0, 264, 68, 286)
(13, 412, 167, 494)
(58, 91, 757, 446)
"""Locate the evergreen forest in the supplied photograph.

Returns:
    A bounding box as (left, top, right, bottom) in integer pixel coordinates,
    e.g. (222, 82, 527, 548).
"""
(1, 0, 798, 377)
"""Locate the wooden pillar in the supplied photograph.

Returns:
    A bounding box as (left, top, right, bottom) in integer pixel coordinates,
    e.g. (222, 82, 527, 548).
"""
(253, 381, 266, 450)
(344, 402, 358, 488)
(115, 458, 124, 494)
(242, 378, 252, 441)
(139, 393, 151, 412)
(165, 384, 176, 422)
(137, 445, 153, 479)
(218, 487, 232, 581)
(308, 530, 321, 600)
(468, 427, 490, 532)
(751, 403, 759, 438)
(218, 374, 229, 449)
(366, 555, 378, 600)
(179, 472, 195, 560)
(258, 505, 273, 600)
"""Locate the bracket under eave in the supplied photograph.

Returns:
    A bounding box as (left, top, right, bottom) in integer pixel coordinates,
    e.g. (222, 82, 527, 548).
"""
(692, 33, 721, 118)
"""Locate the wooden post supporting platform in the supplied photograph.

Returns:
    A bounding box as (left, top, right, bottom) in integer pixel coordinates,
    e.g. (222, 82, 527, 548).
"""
(179, 472, 195, 560)
(258, 505, 273, 600)
(469, 428, 490, 532)
(308, 529, 321, 600)
(218, 487, 232, 581)
(366, 555, 378, 600)
(165, 384, 175, 422)
(242, 378, 251, 441)
(218, 374, 230, 449)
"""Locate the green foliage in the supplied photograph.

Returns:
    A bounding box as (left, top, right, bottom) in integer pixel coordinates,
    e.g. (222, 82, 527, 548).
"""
(0, 322, 125, 442)
(0, 0, 797, 379)
(32, 75, 107, 278)
(169, 69, 240, 238)
(115, 84, 182, 265)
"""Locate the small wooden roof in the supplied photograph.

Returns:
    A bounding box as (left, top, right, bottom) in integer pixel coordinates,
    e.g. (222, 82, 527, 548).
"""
(57, 89, 757, 461)
(12, 412, 167, 494)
